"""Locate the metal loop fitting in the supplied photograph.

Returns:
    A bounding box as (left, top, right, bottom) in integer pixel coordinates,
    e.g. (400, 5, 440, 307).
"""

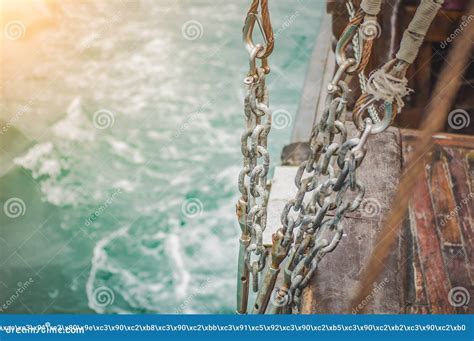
(244, 45, 265, 85)
(243, 13, 270, 77)
(353, 96, 395, 134)
(243, 13, 268, 58)
(335, 15, 366, 74)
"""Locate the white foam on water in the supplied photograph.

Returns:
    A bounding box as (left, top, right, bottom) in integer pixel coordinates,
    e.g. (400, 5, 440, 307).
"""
(86, 225, 130, 314)
(107, 138, 145, 164)
(146, 131, 162, 141)
(166, 234, 190, 300)
(87, 224, 194, 313)
(39, 180, 80, 207)
(14, 141, 81, 206)
(13, 97, 100, 206)
(112, 179, 136, 193)
(14, 142, 56, 177)
(4, 0, 323, 314)
(52, 97, 95, 142)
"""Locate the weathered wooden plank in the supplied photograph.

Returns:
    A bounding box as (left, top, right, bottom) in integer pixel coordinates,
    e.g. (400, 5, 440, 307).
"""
(401, 134, 431, 313)
(410, 165, 455, 313)
(404, 215, 430, 313)
(401, 129, 474, 149)
(442, 244, 474, 314)
(310, 218, 401, 314)
(406, 306, 431, 314)
(467, 151, 474, 203)
(445, 147, 474, 276)
(428, 145, 462, 245)
(401, 130, 474, 314)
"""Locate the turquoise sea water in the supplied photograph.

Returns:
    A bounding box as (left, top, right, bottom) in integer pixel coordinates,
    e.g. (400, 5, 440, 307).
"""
(0, 0, 322, 313)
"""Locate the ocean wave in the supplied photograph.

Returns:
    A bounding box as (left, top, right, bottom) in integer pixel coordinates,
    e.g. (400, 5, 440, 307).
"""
(52, 97, 96, 142)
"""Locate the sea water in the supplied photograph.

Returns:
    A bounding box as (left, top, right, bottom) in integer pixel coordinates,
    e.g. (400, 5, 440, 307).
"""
(0, 0, 323, 313)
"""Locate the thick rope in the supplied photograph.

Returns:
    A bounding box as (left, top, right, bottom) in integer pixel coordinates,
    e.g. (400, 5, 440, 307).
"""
(356, 36, 374, 74)
(360, 0, 382, 16)
(362, 0, 444, 115)
(396, 0, 445, 64)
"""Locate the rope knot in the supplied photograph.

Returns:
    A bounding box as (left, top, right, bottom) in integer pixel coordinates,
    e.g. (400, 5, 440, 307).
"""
(366, 60, 413, 112)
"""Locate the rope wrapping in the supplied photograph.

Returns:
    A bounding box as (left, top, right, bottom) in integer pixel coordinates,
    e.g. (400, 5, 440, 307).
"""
(360, 0, 444, 121)
(360, 0, 382, 16)
(366, 59, 412, 112)
(396, 0, 445, 64)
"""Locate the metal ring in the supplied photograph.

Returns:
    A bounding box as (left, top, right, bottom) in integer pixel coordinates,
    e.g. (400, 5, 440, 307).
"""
(244, 45, 265, 85)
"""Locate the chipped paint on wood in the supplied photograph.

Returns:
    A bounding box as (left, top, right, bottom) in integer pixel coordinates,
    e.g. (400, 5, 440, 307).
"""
(402, 130, 473, 314)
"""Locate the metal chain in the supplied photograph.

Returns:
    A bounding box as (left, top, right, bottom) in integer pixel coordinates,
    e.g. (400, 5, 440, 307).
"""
(236, 0, 389, 314)
(236, 3, 274, 314)
(265, 1, 380, 314)
(236, 0, 435, 315)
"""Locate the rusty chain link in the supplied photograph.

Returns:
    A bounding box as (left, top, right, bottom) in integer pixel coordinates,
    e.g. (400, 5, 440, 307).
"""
(235, 0, 398, 314)
(236, 1, 274, 314)
(262, 0, 380, 314)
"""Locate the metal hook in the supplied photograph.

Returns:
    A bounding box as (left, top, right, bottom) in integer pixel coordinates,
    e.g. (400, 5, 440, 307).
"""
(335, 21, 364, 74)
(354, 98, 394, 134)
(243, 13, 268, 58)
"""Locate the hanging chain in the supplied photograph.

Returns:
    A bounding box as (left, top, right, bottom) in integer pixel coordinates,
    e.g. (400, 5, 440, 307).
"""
(265, 0, 380, 314)
(236, 0, 442, 315)
(236, 0, 274, 314)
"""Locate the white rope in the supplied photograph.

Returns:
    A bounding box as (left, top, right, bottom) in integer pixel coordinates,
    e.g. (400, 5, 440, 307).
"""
(366, 62, 412, 112)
